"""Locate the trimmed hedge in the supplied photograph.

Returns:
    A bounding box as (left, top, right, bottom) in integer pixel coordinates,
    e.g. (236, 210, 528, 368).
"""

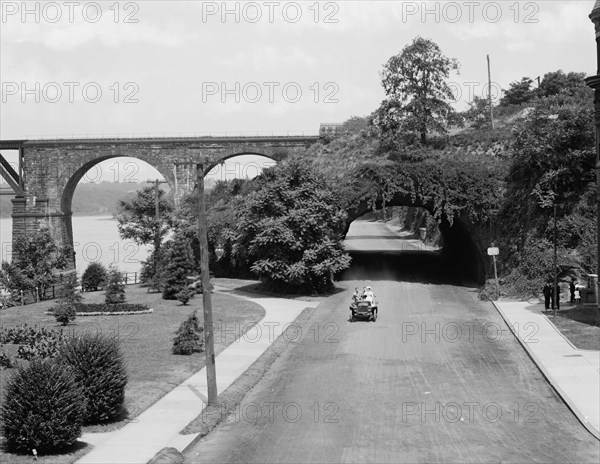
(48, 302, 150, 315)
(57, 333, 128, 424)
(1, 359, 85, 453)
(74, 303, 149, 314)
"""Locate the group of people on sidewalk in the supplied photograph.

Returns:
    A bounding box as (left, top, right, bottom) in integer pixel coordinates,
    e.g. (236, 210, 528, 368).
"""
(542, 278, 582, 311)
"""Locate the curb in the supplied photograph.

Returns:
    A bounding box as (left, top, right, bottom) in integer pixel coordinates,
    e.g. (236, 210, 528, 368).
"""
(492, 301, 600, 441)
(179, 302, 319, 457)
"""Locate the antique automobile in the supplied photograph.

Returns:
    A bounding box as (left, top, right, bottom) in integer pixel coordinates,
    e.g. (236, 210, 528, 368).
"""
(349, 298, 378, 322)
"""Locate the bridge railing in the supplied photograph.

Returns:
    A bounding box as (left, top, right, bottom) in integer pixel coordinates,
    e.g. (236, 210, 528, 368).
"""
(22, 131, 319, 140)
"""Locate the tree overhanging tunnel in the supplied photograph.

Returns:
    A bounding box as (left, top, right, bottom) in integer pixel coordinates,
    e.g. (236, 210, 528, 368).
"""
(338, 162, 499, 285)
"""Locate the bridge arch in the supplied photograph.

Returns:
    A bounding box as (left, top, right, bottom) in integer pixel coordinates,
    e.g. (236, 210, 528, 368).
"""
(204, 151, 280, 176)
(60, 155, 173, 215)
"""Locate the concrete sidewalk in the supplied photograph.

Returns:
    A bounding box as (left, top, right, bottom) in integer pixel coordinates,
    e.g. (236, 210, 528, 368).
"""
(494, 301, 600, 440)
(76, 288, 319, 464)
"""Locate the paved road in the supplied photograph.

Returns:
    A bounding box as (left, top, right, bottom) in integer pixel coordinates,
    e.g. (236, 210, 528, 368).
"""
(185, 221, 600, 463)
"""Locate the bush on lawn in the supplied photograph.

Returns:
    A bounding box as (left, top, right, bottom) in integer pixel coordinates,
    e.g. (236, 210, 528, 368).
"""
(1, 359, 85, 453)
(172, 313, 204, 355)
(53, 303, 76, 325)
(57, 333, 128, 423)
(176, 287, 194, 305)
(0, 350, 14, 369)
(82, 262, 108, 292)
(0, 324, 67, 361)
(105, 268, 126, 304)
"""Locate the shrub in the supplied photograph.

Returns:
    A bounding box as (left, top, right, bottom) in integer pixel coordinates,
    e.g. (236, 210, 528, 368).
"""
(58, 333, 128, 423)
(105, 268, 126, 304)
(0, 350, 14, 369)
(0, 324, 67, 361)
(82, 262, 107, 292)
(1, 359, 85, 453)
(176, 287, 194, 305)
(53, 303, 76, 325)
(160, 238, 195, 300)
(172, 313, 204, 355)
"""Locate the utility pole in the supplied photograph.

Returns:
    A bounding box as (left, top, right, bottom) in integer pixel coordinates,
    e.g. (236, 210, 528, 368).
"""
(146, 179, 168, 276)
(586, 1, 600, 326)
(174, 161, 218, 405)
(553, 202, 559, 317)
(487, 54, 495, 130)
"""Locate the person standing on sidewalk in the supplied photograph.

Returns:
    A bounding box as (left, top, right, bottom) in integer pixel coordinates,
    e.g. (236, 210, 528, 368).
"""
(569, 278, 577, 304)
(543, 281, 552, 310)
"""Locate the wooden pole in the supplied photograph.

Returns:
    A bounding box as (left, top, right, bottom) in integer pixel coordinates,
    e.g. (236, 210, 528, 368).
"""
(196, 163, 218, 405)
(487, 54, 495, 130)
(146, 179, 167, 276)
(553, 203, 558, 317)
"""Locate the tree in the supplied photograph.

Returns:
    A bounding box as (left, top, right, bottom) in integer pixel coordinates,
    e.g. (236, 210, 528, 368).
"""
(500, 77, 535, 106)
(463, 96, 493, 129)
(159, 236, 196, 300)
(54, 272, 83, 325)
(537, 70, 588, 98)
(81, 262, 108, 292)
(374, 36, 460, 144)
(116, 186, 174, 278)
(11, 229, 70, 300)
(233, 159, 351, 293)
(105, 268, 126, 304)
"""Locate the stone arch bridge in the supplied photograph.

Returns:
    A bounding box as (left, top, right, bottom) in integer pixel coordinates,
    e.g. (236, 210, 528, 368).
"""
(0, 136, 316, 269)
(0, 136, 493, 283)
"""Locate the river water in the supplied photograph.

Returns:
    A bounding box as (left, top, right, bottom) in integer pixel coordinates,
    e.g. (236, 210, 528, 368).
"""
(0, 215, 150, 275)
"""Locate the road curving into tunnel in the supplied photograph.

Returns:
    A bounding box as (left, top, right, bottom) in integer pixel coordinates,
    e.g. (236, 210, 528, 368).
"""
(184, 220, 600, 464)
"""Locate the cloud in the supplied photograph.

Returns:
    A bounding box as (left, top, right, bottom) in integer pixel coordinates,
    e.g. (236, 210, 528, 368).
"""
(1, 13, 187, 51)
(222, 44, 319, 71)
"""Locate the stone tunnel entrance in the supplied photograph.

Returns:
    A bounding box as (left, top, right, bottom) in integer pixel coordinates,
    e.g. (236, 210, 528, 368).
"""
(342, 194, 489, 286)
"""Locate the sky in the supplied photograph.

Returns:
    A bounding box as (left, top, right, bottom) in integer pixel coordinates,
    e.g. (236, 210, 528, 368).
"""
(0, 0, 597, 182)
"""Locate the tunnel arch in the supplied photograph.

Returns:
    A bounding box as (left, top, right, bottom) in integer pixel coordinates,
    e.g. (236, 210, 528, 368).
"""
(344, 190, 487, 285)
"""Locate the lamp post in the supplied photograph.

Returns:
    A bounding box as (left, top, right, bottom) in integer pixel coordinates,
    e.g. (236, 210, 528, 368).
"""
(585, 0, 600, 325)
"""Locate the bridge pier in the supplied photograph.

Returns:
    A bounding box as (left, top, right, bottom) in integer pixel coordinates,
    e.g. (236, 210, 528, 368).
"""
(11, 194, 76, 269)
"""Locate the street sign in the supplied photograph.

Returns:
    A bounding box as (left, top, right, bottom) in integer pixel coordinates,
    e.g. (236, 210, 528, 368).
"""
(487, 247, 499, 256)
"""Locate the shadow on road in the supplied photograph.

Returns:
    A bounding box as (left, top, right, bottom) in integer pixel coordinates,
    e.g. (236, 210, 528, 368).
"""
(338, 249, 475, 286)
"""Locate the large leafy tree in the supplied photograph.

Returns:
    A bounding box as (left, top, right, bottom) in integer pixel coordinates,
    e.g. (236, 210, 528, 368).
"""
(232, 159, 351, 293)
(500, 77, 535, 106)
(374, 36, 460, 145)
(116, 186, 174, 276)
(9, 229, 70, 300)
(537, 70, 588, 99)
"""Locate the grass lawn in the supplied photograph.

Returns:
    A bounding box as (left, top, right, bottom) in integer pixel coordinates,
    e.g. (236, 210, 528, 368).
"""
(0, 283, 265, 463)
(543, 305, 600, 351)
